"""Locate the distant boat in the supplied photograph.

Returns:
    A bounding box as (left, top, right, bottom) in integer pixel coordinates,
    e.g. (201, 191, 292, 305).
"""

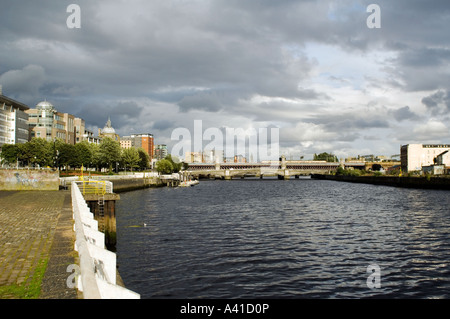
(179, 180, 199, 187)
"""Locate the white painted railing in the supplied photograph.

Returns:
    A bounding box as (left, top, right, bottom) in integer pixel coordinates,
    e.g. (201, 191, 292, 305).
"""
(71, 182, 140, 299)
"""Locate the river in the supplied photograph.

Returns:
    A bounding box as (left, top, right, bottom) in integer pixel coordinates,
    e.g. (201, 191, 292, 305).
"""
(115, 178, 450, 299)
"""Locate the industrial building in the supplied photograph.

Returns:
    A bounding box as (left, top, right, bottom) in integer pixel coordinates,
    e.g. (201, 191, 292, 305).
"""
(401, 144, 450, 173)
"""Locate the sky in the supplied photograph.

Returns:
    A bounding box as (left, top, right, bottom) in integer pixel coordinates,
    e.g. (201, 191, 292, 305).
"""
(1, 0, 449, 161)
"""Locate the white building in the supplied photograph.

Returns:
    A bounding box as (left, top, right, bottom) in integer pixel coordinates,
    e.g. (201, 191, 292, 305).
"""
(185, 151, 203, 163)
(0, 88, 30, 149)
(401, 144, 450, 172)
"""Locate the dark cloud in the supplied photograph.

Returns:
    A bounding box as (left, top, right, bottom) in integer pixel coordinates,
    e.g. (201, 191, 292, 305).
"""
(152, 120, 175, 131)
(177, 91, 230, 113)
(75, 101, 144, 128)
(0, 65, 46, 105)
(391, 106, 420, 122)
(308, 113, 390, 132)
(421, 90, 450, 116)
(0, 0, 449, 158)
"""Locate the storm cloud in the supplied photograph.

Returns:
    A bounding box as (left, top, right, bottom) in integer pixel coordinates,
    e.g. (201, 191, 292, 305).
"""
(1, 0, 449, 159)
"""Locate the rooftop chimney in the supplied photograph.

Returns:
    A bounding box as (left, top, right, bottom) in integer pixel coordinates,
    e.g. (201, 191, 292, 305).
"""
(0, 85, 2, 95)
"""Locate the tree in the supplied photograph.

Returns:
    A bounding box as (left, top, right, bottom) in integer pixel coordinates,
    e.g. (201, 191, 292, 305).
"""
(74, 140, 94, 168)
(314, 152, 338, 162)
(122, 147, 140, 172)
(155, 159, 173, 174)
(99, 137, 122, 173)
(137, 148, 150, 170)
(54, 138, 75, 170)
(155, 154, 184, 174)
(0, 144, 20, 165)
(26, 138, 53, 167)
(165, 154, 182, 173)
(90, 143, 101, 171)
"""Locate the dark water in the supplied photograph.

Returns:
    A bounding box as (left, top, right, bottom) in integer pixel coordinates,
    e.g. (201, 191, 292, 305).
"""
(115, 178, 450, 299)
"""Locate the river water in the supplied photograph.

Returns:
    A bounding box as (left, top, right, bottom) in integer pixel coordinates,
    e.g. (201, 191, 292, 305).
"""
(115, 178, 450, 299)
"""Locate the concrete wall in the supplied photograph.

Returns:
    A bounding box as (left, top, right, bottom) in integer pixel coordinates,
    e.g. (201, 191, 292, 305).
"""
(71, 182, 140, 299)
(0, 169, 59, 190)
(109, 177, 164, 192)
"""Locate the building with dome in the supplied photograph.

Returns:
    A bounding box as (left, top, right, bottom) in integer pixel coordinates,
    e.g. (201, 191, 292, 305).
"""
(26, 100, 79, 144)
(98, 117, 120, 142)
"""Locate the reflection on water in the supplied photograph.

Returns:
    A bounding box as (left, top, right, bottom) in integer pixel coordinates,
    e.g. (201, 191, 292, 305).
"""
(116, 179, 450, 298)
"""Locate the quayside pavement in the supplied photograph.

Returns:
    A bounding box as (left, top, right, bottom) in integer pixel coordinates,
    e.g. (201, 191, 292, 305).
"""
(0, 190, 78, 299)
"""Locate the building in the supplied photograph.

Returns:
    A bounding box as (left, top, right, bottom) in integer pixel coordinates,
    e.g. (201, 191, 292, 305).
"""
(185, 151, 203, 163)
(74, 117, 101, 145)
(401, 144, 450, 172)
(120, 137, 132, 149)
(0, 88, 29, 149)
(205, 149, 224, 163)
(98, 117, 120, 142)
(234, 154, 247, 163)
(82, 129, 101, 144)
(26, 100, 79, 144)
(184, 150, 224, 163)
(154, 144, 168, 160)
(121, 133, 154, 160)
(74, 118, 85, 144)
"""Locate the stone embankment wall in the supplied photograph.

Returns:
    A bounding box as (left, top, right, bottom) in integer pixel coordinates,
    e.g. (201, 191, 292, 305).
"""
(109, 177, 164, 192)
(0, 169, 59, 191)
(61, 175, 165, 193)
(311, 174, 450, 190)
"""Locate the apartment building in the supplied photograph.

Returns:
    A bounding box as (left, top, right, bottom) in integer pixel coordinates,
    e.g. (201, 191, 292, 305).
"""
(0, 88, 29, 149)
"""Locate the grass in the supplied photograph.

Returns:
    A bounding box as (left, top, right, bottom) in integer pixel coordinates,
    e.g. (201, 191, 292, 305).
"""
(0, 256, 49, 299)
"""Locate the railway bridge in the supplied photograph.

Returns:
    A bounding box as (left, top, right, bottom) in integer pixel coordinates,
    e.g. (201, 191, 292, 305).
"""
(182, 157, 365, 180)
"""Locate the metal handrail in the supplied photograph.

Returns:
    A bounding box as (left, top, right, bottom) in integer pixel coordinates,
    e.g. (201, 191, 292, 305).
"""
(73, 180, 113, 195)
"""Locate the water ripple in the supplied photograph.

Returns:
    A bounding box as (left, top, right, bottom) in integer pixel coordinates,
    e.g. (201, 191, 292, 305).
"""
(116, 179, 450, 298)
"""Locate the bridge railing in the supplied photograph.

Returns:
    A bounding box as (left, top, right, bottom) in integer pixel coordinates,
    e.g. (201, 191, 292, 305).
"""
(71, 182, 140, 299)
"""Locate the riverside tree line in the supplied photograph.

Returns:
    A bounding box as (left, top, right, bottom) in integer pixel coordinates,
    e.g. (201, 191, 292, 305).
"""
(0, 137, 150, 173)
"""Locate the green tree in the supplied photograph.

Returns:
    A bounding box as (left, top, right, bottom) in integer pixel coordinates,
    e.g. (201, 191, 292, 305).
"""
(90, 143, 101, 170)
(122, 147, 140, 172)
(314, 152, 338, 162)
(99, 137, 122, 173)
(165, 154, 182, 173)
(74, 140, 94, 168)
(0, 144, 20, 165)
(137, 148, 150, 170)
(155, 159, 173, 174)
(54, 138, 76, 170)
(26, 138, 53, 167)
(16, 143, 32, 166)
